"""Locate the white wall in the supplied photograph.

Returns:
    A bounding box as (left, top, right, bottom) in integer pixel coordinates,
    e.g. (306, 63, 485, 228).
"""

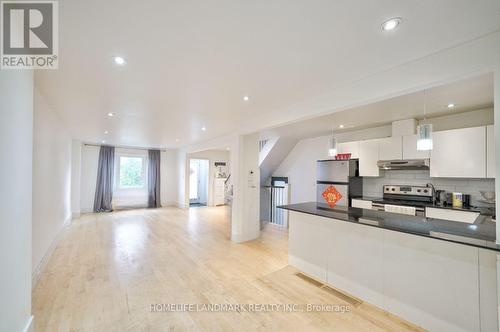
(274, 109, 494, 204)
(80, 146, 178, 211)
(188, 149, 230, 207)
(80, 145, 100, 213)
(0, 71, 34, 332)
(161, 149, 179, 206)
(32, 89, 73, 275)
(70, 140, 82, 218)
(231, 133, 260, 242)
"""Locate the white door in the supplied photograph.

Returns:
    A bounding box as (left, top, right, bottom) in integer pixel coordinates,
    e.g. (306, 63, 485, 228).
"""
(430, 126, 486, 178)
(359, 139, 380, 177)
(189, 159, 209, 205)
(402, 134, 431, 159)
(379, 136, 403, 160)
(487, 125, 495, 178)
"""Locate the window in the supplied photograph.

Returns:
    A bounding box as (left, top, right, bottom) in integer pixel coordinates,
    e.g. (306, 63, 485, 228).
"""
(118, 156, 145, 188)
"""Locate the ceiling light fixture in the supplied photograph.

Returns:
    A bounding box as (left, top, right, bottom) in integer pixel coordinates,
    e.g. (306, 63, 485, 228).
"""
(201, 126, 206, 131)
(104, 131, 109, 134)
(381, 17, 402, 31)
(175, 138, 180, 142)
(102, 140, 106, 144)
(243, 96, 250, 101)
(417, 90, 433, 151)
(107, 112, 114, 117)
(113, 56, 126, 65)
(339, 124, 344, 129)
(447, 103, 455, 109)
(328, 128, 337, 157)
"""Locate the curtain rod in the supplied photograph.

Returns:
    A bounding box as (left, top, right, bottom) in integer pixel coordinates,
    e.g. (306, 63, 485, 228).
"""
(83, 143, 167, 152)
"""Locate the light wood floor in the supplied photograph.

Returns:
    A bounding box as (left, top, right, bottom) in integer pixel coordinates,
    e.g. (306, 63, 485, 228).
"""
(33, 206, 424, 331)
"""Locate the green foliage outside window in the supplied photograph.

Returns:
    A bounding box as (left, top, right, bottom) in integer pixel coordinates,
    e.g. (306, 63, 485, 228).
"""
(119, 157, 144, 188)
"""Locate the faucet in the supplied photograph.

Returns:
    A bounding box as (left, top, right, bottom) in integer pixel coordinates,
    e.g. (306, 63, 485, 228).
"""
(426, 183, 436, 205)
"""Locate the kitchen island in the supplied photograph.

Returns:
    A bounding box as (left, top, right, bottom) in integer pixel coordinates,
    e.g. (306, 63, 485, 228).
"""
(279, 202, 499, 332)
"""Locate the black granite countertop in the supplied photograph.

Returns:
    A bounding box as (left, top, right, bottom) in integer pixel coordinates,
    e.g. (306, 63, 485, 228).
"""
(356, 196, 495, 216)
(278, 202, 500, 252)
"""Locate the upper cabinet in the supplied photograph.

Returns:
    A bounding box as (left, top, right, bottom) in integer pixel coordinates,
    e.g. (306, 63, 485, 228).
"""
(359, 139, 380, 177)
(337, 141, 360, 159)
(487, 125, 495, 178)
(430, 126, 486, 178)
(402, 134, 431, 159)
(379, 136, 402, 160)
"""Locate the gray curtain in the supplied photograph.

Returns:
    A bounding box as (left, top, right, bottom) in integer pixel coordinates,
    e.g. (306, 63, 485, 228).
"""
(148, 150, 161, 208)
(93, 146, 115, 212)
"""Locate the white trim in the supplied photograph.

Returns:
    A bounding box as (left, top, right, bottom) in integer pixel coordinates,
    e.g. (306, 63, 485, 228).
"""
(32, 214, 72, 287)
(22, 315, 34, 332)
(231, 229, 260, 243)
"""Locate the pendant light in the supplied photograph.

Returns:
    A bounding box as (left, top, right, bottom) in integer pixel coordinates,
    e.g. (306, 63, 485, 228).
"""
(417, 90, 433, 151)
(328, 128, 337, 157)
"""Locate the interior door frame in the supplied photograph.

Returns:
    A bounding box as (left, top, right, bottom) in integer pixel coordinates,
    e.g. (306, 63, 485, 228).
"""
(189, 158, 209, 205)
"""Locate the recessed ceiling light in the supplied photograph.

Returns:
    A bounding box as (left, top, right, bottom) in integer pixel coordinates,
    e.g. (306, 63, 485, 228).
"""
(226, 147, 230, 151)
(201, 126, 206, 131)
(107, 112, 114, 117)
(243, 96, 250, 101)
(104, 131, 109, 134)
(381, 17, 402, 31)
(447, 103, 455, 109)
(102, 140, 106, 144)
(113, 56, 126, 65)
(175, 138, 180, 142)
(339, 124, 344, 129)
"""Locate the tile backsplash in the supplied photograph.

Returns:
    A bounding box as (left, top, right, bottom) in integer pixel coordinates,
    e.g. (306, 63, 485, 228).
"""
(363, 170, 495, 206)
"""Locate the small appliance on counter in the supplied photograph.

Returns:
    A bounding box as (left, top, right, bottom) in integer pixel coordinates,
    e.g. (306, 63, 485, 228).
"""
(316, 159, 363, 208)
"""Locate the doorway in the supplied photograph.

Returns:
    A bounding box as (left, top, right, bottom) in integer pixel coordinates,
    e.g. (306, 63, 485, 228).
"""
(189, 159, 209, 207)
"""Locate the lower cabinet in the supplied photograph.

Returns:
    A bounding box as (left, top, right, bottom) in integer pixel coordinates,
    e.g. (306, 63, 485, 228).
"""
(288, 211, 497, 332)
(288, 212, 329, 282)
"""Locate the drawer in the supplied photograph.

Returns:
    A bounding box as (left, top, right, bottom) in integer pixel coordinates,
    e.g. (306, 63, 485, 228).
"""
(425, 207, 480, 224)
(352, 199, 373, 210)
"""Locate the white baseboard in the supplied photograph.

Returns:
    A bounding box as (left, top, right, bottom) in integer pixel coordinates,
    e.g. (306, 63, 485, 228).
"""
(231, 229, 260, 243)
(22, 315, 34, 332)
(32, 215, 72, 288)
(72, 211, 81, 219)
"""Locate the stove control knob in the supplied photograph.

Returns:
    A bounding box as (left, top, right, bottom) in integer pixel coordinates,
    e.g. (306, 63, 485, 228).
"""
(423, 189, 428, 193)
(391, 188, 395, 191)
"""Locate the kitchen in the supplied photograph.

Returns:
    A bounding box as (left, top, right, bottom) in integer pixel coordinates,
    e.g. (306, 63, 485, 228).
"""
(271, 73, 498, 332)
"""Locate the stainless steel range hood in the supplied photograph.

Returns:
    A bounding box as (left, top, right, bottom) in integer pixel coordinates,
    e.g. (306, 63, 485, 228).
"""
(377, 159, 430, 170)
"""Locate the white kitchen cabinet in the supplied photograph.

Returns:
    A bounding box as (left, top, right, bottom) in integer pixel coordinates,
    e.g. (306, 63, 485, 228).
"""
(430, 126, 486, 178)
(337, 141, 360, 159)
(359, 139, 380, 177)
(378, 136, 402, 160)
(402, 134, 431, 159)
(487, 125, 495, 178)
(288, 211, 497, 332)
(288, 212, 329, 282)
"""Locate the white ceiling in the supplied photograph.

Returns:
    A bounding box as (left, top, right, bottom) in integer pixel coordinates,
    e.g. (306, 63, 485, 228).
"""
(34, 0, 500, 149)
(260, 73, 494, 140)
